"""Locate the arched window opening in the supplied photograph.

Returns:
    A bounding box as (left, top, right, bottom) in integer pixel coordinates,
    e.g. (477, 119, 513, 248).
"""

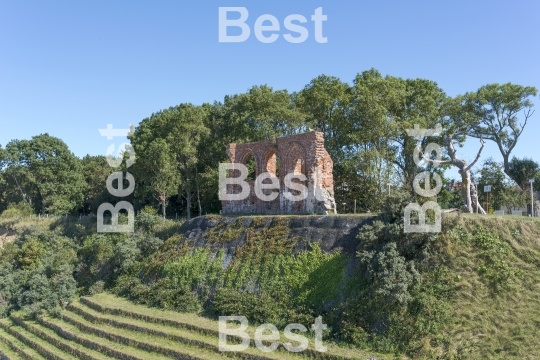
(226, 165, 243, 185)
(292, 158, 303, 175)
(287, 158, 305, 197)
(265, 150, 281, 178)
(244, 153, 256, 181)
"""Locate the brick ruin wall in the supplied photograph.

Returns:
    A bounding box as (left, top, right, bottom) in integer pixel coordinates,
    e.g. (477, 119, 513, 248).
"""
(222, 131, 337, 215)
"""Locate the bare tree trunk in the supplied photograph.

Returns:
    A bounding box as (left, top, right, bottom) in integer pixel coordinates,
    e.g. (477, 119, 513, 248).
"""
(38, 190, 45, 215)
(445, 134, 486, 214)
(196, 167, 202, 216)
(460, 171, 486, 213)
(460, 170, 473, 213)
(470, 182, 485, 213)
(162, 198, 166, 220)
(185, 191, 191, 220)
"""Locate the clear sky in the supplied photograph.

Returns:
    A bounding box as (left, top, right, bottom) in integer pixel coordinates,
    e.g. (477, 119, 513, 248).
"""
(1, 0, 539, 179)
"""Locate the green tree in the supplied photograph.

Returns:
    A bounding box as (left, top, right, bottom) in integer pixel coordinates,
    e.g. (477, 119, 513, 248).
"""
(435, 175, 463, 210)
(439, 95, 487, 213)
(388, 77, 447, 189)
(469, 83, 538, 183)
(499, 185, 527, 215)
(0, 145, 6, 173)
(477, 158, 508, 212)
(336, 70, 447, 210)
(295, 74, 351, 153)
(132, 139, 179, 219)
(0, 144, 38, 211)
(225, 85, 304, 141)
(345, 70, 400, 210)
(18, 238, 45, 270)
(131, 104, 209, 220)
(5, 134, 86, 215)
(80, 155, 117, 214)
(0, 145, 7, 211)
(508, 157, 540, 191)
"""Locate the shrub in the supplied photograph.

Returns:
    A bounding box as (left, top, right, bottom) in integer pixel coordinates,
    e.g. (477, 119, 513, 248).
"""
(472, 227, 517, 288)
(140, 206, 158, 216)
(358, 242, 420, 306)
(18, 272, 52, 308)
(213, 288, 288, 325)
(113, 239, 141, 275)
(52, 271, 77, 305)
(0, 202, 34, 218)
(134, 233, 163, 257)
(341, 190, 454, 353)
(88, 280, 105, 295)
(18, 238, 45, 270)
(135, 212, 162, 233)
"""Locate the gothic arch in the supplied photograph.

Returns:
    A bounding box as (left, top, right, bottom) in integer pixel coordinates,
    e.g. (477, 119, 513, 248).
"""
(263, 148, 280, 178)
(240, 149, 258, 181)
(284, 142, 306, 176)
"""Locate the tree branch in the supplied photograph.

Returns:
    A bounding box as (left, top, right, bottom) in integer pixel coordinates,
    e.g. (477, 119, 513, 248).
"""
(465, 138, 485, 172)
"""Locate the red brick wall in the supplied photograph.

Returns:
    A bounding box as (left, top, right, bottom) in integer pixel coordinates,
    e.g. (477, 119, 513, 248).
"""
(222, 132, 336, 215)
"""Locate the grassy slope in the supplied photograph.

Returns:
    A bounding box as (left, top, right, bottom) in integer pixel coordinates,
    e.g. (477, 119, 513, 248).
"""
(2, 214, 540, 359)
(83, 293, 393, 360)
(2, 294, 392, 360)
(436, 214, 540, 359)
(79, 214, 540, 359)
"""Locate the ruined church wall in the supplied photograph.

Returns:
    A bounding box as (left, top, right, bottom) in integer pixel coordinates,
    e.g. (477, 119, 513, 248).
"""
(222, 132, 336, 215)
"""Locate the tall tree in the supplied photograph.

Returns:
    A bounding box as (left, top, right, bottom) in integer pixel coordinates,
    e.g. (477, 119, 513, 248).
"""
(477, 158, 508, 212)
(388, 77, 447, 189)
(508, 157, 540, 191)
(0, 145, 5, 168)
(469, 83, 537, 183)
(2, 142, 37, 208)
(439, 96, 486, 213)
(80, 155, 117, 214)
(233, 85, 304, 140)
(4, 134, 86, 215)
(130, 104, 209, 220)
(132, 139, 179, 219)
(343, 69, 399, 210)
(295, 75, 351, 153)
(499, 184, 528, 215)
(0, 146, 7, 212)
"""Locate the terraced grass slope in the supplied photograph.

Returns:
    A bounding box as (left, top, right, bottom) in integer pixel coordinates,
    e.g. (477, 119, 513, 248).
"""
(0, 293, 392, 360)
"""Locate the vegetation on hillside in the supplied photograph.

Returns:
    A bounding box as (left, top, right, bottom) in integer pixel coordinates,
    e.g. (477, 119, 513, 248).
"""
(1, 197, 540, 358)
(0, 211, 178, 319)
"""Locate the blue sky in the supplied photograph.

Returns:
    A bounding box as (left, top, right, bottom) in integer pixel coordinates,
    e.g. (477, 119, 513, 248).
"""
(1, 0, 539, 179)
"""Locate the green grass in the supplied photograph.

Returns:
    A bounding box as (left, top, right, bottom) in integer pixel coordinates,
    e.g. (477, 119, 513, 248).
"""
(0, 324, 46, 360)
(79, 293, 393, 360)
(38, 315, 173, 360)
(432, 214, 540, 359)
(0, 344, 22, 360)
(56, 310, 223, 360)
(0, 317, 77, 360)
(10, 315, 113, 360)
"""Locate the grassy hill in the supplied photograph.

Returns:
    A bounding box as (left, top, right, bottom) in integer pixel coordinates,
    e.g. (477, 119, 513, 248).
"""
(1, 203, 540, 359)
(437, 214, 540, 359)
(0, 293, 390, 359)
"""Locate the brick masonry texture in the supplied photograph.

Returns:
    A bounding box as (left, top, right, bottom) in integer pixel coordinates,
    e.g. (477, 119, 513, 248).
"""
(222, 131, 337, 215)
